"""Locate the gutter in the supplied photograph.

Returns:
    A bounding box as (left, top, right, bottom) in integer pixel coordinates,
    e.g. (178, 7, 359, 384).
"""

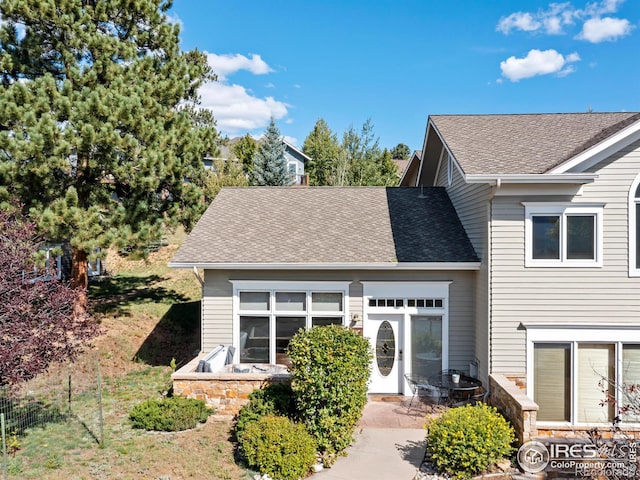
(168, 261, 482, 271)
(465, 173, 598, 185)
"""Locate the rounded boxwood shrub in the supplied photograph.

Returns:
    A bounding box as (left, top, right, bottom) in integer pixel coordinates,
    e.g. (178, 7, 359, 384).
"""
(287, 324, 372, 465)
(129, 396, 212, 431)
(240, 415, 317, 480)
(234, 383, 296, 443)
(427, 403, 515, 479)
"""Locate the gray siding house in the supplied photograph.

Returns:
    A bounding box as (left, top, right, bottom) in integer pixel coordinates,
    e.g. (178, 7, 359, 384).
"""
(171, 112, 640, 434)
(408, 112, 640, 430)
(282, 140, 311, 185)
(170, 187, 480, 394)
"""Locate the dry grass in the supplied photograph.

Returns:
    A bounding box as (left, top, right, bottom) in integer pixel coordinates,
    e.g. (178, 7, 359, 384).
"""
(5, 231, 252, 479)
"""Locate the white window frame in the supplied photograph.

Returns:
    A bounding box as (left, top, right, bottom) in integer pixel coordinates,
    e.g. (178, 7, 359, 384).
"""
(629, 174, 640, 277)
(526, 326, 640, 427)
(447, 154, 453, 186)
(524, 203, 604, 268)
(231, 281, 350, 364)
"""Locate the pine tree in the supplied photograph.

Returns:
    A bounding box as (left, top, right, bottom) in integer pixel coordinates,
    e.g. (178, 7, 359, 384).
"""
(250, 118, 291, 186)
(0, 0, 218, 293)
(390, 143, 411, 160)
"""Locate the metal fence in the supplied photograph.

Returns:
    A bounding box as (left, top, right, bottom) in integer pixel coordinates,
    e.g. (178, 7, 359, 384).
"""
(1, 362, 103, 478)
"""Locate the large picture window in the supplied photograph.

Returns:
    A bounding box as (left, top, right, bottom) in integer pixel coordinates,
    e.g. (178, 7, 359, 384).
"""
(525, 204, 603, 267)
(528, 328, 640, 425)
(234, 282, 348, 365)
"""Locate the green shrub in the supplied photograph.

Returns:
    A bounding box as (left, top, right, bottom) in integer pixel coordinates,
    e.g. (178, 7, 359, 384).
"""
(234, 383, 296, 443)
(427, 403, 515, 479)
(129, 396, 212, 431)
(240, 415, 317, 480)
(287, 324, 372, 465)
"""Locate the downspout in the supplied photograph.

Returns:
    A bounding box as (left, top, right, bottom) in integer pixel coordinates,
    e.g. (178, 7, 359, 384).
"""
(486, 178, 500, 381)
(192, 267, 205, 355)
(192, 266, 204, 287)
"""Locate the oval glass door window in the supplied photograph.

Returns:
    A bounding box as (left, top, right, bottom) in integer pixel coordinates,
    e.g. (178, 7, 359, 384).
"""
(376, 320, 395, 376)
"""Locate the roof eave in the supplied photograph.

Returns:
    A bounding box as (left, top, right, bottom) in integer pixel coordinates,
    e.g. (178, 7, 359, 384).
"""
(168, 261, 481, 271)
(283, 140, 312, 162)
(464, 173, 598, 185)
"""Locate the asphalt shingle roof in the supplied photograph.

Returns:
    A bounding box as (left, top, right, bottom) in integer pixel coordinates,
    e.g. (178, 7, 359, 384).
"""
(171, 187, 478, 265)
(430, 112, 640, 175)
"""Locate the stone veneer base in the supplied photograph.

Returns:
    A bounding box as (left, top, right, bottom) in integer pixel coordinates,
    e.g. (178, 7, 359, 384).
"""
(171, 354, 291, 415)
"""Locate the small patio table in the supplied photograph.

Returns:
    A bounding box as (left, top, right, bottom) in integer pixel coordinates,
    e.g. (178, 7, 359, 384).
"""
(427, 373, 482, 405)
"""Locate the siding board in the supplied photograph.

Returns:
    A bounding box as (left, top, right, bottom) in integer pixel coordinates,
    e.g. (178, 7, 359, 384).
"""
(490, 141, 640, 374)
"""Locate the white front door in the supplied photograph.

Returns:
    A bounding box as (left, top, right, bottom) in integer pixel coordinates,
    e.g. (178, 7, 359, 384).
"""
(365, 314, 403, 393)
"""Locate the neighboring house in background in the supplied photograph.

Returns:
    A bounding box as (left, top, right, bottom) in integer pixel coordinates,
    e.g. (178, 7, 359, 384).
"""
(399, 150, 421, 186)
(171, 112, 640, 438)
(26, 243, 105, 282)
(206, 138, 310, 185)
(392, 150, 420, 180)
(203, 144, 232, 171)
(282, 140, 310, 185)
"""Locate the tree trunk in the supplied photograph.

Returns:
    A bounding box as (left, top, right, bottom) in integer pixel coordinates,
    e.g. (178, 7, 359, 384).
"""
(71, 247, 89, 312)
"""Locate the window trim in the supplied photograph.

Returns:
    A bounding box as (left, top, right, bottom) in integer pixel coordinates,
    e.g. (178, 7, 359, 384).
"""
(629, 174, 640, 277)
(524, 203, 604, 268)
(526, 326, 640, 426)
(232, 281, 350, 364)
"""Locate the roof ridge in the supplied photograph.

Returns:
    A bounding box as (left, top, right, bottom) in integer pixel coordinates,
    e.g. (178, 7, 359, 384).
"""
(552, 112, 640, 170)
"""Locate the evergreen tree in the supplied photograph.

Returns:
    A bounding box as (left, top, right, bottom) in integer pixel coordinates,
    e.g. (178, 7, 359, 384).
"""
(302, 118, 341, 186)
(232, 133, 257, 175)
(390, 143, 411, 160)
(250, 118, 291, 186)
(0, 0, 218, 293)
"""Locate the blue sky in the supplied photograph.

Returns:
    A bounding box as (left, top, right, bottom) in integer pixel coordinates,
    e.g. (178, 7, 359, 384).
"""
(170, 0, 640, 151)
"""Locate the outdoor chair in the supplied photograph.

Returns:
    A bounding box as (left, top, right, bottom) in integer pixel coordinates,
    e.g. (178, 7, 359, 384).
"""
(450, 387, 489, 408)
(404, 373, 437, 409)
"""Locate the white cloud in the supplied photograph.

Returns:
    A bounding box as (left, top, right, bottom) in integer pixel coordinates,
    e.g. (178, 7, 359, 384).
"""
(583, 0, 625, 16)
(576, 16, 633, 42)
(206, 53, 273, 81)
(500, 49, 581, 81)
(196, 52, 289, 137)
(497, 0, 632, 38)
(198, 82, 288, 134)
(283, 135, 298, 145)
(544, 15, 563, 34)
(165, 13, 184, 30)
(497, 12, 542, 34)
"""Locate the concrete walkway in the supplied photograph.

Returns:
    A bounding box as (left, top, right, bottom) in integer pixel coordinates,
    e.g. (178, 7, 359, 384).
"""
(315, 396, 445, 480)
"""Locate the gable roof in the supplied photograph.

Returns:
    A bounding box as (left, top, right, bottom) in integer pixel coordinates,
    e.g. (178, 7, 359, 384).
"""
(429, 112, 640, 176)
(170, 187, 479, 269)
(283, 140, 312, 163)
(399, 150, 422, 186)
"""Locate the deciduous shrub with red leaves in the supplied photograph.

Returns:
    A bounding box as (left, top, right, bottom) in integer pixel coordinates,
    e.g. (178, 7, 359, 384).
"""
(0, 207, 99, 387)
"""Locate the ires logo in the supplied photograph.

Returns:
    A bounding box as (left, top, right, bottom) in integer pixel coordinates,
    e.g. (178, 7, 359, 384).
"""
(548, 443, 598, 458)
(518, 439, 639, 478)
